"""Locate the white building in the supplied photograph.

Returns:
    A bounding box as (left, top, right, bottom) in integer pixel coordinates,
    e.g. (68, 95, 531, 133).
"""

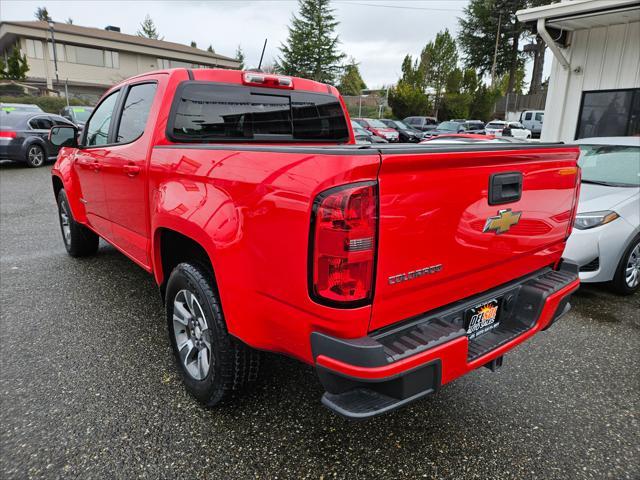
(517, 0, 640, 142)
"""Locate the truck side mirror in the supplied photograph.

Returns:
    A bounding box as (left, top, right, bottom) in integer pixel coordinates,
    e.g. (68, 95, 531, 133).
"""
(49, 125, 78, 148)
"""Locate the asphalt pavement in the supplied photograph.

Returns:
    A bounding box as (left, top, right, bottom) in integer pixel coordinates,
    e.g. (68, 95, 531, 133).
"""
(1, 162, 638, 479)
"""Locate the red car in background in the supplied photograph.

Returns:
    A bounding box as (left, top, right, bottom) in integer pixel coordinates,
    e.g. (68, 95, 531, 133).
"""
(353, 117, 400, 142)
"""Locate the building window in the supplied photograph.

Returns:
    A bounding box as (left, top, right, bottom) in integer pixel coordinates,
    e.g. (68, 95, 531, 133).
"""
(64, 45, 119, 68)
(157, 58, 170, 69)
(25, 39, 44, 59)
(576, 88, 640, 139)
(47, 42, 65, 62)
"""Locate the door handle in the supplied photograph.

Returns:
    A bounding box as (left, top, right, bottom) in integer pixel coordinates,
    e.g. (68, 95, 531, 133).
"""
(91, 160, 102, 172)
(124, 164, 141, 177)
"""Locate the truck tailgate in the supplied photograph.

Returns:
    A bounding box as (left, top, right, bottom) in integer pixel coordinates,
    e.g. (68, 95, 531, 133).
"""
(371, 145, 580, 332)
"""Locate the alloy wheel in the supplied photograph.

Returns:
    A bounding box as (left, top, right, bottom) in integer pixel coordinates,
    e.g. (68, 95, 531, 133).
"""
(59, 200, 71, 246)
(625, 243, 640, 289)
(173, 289, 212, 381)
(28, 146, 45, 167)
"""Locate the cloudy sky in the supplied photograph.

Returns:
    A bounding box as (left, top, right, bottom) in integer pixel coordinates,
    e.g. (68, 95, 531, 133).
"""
(1, 0, 546, 88)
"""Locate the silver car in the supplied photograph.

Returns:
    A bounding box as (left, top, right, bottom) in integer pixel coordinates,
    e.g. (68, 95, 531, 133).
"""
(563, 137, 640, 294)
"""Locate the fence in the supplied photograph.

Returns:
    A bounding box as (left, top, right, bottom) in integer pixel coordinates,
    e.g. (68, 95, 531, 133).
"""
(493, 92, 547, 118)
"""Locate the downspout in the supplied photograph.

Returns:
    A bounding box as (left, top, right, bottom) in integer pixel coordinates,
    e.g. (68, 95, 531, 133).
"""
(537, 17, 570, 70)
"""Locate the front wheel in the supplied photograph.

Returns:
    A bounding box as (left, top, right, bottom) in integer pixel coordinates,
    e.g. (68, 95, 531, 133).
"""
(57, 189, 99, 257)
(25, 144, 46, 168)
(611, 236, 640, 295)
(166, 263, 260, 406)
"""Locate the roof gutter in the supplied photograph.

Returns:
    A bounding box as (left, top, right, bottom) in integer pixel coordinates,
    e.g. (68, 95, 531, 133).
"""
(536, 17, 570, 70)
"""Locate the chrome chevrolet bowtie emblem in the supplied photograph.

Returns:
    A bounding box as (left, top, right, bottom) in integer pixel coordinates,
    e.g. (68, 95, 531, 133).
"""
(483, 209, 522, 234)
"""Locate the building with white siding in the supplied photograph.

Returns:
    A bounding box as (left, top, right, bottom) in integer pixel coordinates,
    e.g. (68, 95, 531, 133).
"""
(517, 0, 640, 142)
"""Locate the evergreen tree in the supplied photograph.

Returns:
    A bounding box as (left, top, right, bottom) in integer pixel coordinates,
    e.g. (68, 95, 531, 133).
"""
(207, 45, 215, 53)
(388, 82, 431, 120)
(276, 0, 345, 84)
(137, 14, 162, 40)
(458, 0, 547, 93)
(35, 6, 52, 22)
(4, 45, 29, 80)
(235, 45, 245, 70)
(337, 59, 366, 96)
(190, 41, 197, 48)
(420, 29, 458, 116)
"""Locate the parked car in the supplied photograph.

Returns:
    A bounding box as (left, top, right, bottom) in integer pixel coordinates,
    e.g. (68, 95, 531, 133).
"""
(503, 122, 532, 139)
(1, 102, 43, 113)
(0, 112, 75, 167)
(463, 120, 486, 134)
(485, 120, 532, 139)
(380, 119, 423, 142)
(521, 110, 544, 138)
(49, 68, 581, 419)
(353, 117, 399, 142)
(60, 105, 94, 127)
(403, 116, 438, 132)
(351, 120, 387, 144)
(426, 120, 469, 137)
(563, 137, 640, 294)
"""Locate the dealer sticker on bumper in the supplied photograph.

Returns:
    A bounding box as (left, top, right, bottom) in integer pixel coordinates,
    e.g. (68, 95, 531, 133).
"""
(465, 298, 500, 339)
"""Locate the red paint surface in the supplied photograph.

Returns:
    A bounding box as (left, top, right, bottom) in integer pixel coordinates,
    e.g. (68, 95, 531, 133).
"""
(52, 68, 580, 371)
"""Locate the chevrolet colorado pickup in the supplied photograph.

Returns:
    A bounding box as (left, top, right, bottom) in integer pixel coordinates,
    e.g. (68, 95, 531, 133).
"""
(50, 68, 581, 419)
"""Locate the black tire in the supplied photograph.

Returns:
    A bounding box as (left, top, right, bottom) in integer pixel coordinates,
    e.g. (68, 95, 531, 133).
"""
(25, 144, 46, 168)
(166, 262, 260, 406)
(56, 189, 99, 257)
(610, 235, 640, 295)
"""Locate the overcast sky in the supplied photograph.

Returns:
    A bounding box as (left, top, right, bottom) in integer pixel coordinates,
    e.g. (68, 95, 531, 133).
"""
(1, 0, 548, 89)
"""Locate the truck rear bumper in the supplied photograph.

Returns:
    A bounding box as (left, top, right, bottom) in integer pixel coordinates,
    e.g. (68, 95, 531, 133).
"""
(312, 262, 579, 419)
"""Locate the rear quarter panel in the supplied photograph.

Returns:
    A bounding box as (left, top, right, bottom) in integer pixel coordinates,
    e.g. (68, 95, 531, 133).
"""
(148, 146, 380, 361)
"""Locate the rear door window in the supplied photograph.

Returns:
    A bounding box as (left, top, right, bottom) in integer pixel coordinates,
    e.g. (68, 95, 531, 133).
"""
(169, 82, 349, 142)
(29, 116, 54, 130)
(524, 112, 532, 120)
(116, 82, 157, 143)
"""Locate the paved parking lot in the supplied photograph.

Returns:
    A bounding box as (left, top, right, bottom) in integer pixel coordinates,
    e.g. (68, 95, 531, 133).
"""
(1, 163, 638, 479)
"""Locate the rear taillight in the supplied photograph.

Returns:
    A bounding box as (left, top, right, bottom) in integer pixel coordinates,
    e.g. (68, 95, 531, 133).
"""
(310, 182, 378, 307)
(0, 131, 17, 138)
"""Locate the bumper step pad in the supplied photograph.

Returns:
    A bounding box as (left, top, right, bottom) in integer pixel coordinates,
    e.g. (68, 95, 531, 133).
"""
(312, 262, 579, 419)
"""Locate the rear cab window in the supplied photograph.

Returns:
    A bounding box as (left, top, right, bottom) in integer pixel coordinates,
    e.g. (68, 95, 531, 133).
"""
(168, 82, 350, 143)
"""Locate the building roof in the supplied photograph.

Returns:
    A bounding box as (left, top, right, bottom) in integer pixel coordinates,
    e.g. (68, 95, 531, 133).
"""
(517, 0, 640, 30)
(0, 20, 236, 62)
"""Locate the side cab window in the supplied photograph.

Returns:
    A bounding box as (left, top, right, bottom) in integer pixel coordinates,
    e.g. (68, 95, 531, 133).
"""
(84, 90, 120, 147)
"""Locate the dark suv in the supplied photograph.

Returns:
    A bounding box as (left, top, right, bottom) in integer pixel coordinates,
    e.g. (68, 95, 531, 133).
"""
(403, 116, 438, 132)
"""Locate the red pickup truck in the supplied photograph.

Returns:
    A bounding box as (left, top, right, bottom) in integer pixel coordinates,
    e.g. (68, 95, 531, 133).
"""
(50, 68, 581, 418)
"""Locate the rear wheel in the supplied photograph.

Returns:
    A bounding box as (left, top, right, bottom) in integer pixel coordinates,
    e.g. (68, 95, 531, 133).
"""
(25, 144, 46, 168)
(611, 236, 640, 295)
(57, 189, 99, 257)
(166, 262, 260, 406)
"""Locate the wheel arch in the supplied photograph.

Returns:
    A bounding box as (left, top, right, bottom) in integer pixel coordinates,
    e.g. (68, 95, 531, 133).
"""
(153, 226, 217, 301)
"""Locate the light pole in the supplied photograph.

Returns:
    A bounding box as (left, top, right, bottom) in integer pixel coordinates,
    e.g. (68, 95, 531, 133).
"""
(48, 21, 59, 86)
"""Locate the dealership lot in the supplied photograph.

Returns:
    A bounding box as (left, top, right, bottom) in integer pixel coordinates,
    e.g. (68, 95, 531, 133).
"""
(0, 163, 638, 479)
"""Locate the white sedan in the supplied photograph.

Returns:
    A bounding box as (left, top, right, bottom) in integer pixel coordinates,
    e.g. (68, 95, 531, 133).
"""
(563, 137, 640, 294)
(485, 120, 532, 139)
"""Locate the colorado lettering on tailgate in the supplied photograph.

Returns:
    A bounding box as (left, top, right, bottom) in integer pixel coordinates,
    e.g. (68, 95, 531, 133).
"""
(50, 67, 581, 419)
